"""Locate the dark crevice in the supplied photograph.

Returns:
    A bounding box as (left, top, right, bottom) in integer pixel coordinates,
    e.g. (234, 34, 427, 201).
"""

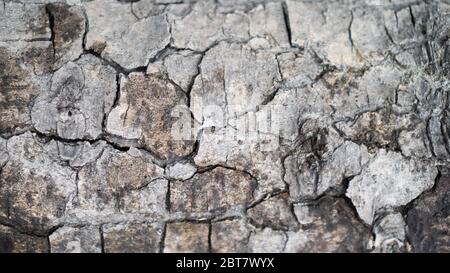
(259, 87, 281, 107)
(30, 128, 130, 152)
(101, 73, 121, 135)
(425, 118, 437, 157)
(246, 190, 289, 210)
(1, 38, 52, 42)
(289, 202, 300, 227)
(384, 25, 395, 45)
(0, 218, 62, 239)
(440, 114, 450, 157)
(47, 235, 52, 253)
(82, 49, 147, 75)
(99, 225, 105, 253)
(159, 223, 167, 253)
(165, 218, 212, 225)
(281, 1, 292, 47)
(348, 10, 354, 48)
(45, 5, 56, 58)
(166, 180, 172, 213)
(112, 73, 121, 109)
(210, 215, 243, 224)
(207, 221, 212, 253)
(197, 163, 258, 183)
(81, 6, 89, 52)
(409, 6, 416, 29)
(186, 53, 204, 108)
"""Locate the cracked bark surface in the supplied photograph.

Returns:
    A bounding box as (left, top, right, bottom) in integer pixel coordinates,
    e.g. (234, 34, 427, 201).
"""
(0, 0, 449, 253)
